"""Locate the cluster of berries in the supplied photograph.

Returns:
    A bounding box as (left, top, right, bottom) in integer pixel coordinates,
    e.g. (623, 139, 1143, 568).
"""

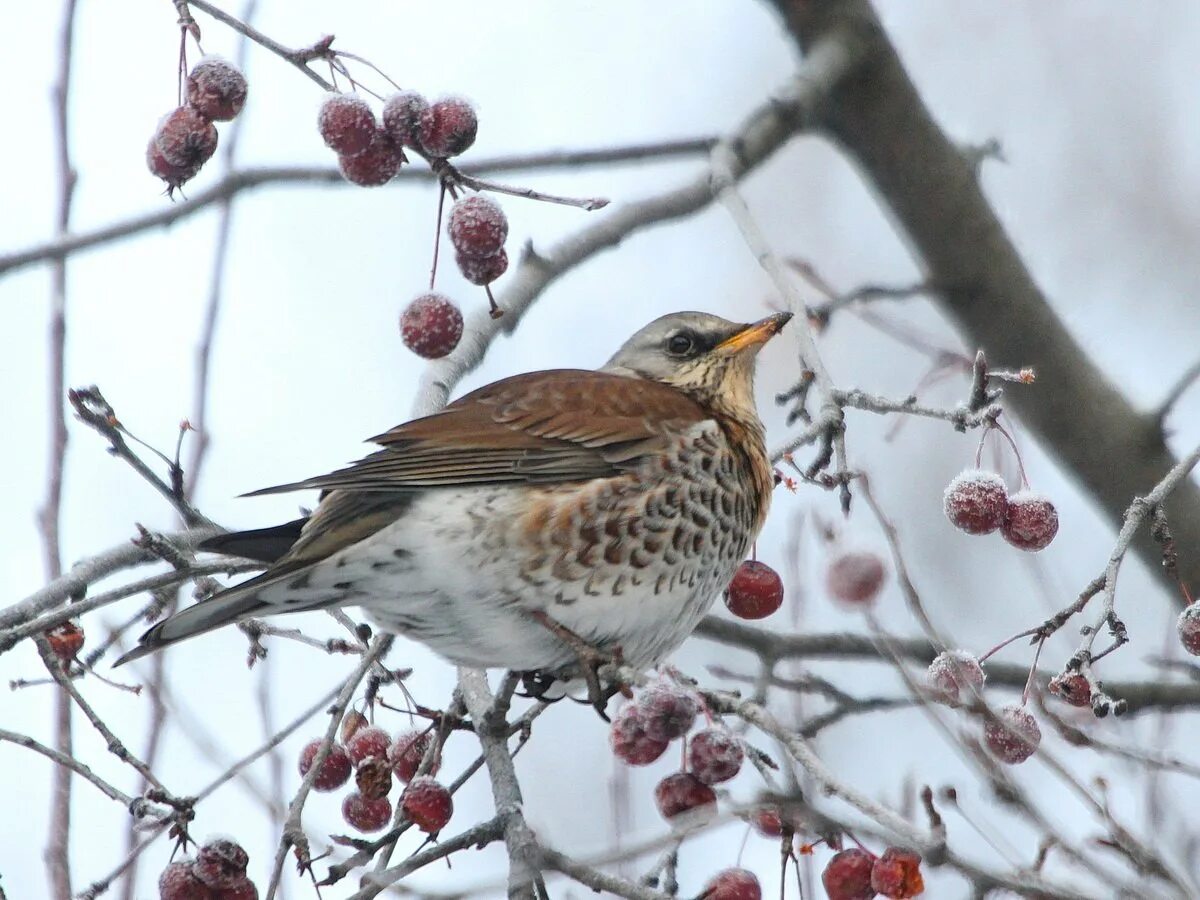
(943, 469, 1058, 552)
(158, 839, 256, 900)
(297, 722, 452, 834)
(45, 620, 85, 661)
(822, 846, 924, 900)
(148, 57, 248, 193)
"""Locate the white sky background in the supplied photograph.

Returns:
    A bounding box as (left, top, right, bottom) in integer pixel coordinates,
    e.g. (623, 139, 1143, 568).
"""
(4, 2, 1200, 897)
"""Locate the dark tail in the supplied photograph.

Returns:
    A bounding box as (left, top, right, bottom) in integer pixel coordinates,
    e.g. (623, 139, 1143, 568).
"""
(198, 517, 308, 563)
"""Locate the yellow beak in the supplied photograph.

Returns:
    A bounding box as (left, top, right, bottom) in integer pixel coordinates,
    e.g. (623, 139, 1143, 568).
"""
(715, 311, 793, 355)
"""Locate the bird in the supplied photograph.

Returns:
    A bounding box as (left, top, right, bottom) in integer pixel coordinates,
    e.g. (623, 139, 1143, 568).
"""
(116, 310, 791, 703)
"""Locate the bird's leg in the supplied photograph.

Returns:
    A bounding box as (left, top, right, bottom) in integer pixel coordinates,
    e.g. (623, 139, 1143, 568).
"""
(526, 610, 628, 719)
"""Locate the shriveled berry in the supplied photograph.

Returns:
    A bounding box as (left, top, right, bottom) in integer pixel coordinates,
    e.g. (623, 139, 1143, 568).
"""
(637, 685, 698, 741)
(984, 705, 1041, 765)
(155, 106, 218, 169)
(455, 248, 508, 286)
(147, 139, 200, 191)
(449, 195, 508, 257)
(355, 755, 394, 801)
(298, 739, 352, 792)
(822, 848, 875, 900)
(346, 726, 391, 766)
(341, 710, 369, 744)
(943, 469, 1008, 535)
(926, 649, 986, 705)
(318, 94, 376, 157)
(390, 730, 438, 782)
(45, 620, 85, 660)
(337, 129, 403, 186)
(216, 877, 258, 900)
(400, 292, 463, 359)
(654, 772, 716, 825)
(194, 839, 249, 891)
(610, 704, 669, 766)
(725, 560, 784, 620)
(1048, 671, 1091, 707)
(186, 57, 247, 121)
(402, 776, 453, 833)
(1002, 491, 1058, 552)
(342, 792, 392, 832)
(417, 96, 478, 157)
(1178, 604, 1200, 656)
(158, 861, 214, 900)
(701, 868, 761, 900)
(826, 551, 887, 606)
(688, 729, 743, 785)
(870, 847, 924, 898)
(382, 91, 430, 149)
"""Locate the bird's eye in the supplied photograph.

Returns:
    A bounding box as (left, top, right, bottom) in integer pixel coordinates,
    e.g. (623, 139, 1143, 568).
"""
(666, 333, 695, 356)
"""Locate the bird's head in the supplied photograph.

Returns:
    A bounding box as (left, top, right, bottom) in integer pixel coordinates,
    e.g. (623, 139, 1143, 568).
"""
(602, 310, 792, 419)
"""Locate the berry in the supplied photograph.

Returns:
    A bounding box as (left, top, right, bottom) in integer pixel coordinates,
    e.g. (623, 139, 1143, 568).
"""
(448, 195, 509, 258)
(984, 704, 1041, 765)
(1178, 604, 1200, 656)
(342, 792, 392, 833)
(417, 97, 478, 157)
(346, 726, 391, 766)
(870, 847, 924, 899)
(821, 848, 875, 900)
(610, 704, 669, 766)
(724, 560, 784, 620)
(653, 772, 716, 824)
(337, 129, 404, 187)
(455, 248, 508, 286)
(298, 739, 352, 791)
(194, 839, 249, 891)
(636, 685, 698, 742)
(355, 755, 394, 801)
(825, 551, 887, 606)
(1047, 671, 1091, 707)
(943, 469, 1008, 535)
(45, 620, 85, 660)
(750, 806, 784, 837)
(400, 292, 464, 359)
(382, 91, 430, 149)
(147, 139, 200, 191)
(701, 868, 761, 900)
(318, 94, 376, 157)
(926, 649, 986, 705)
(688, 729, 743, 785)
(186, 57, 247, 122)
(158, 861, 214, 900)
(155, 106, 218, 170)
(217, 877, 258, 900)
(1002, 491, 1059, 552)
(390, 730, 438, 782)
(402, 776, 453, 833)
(341, 710, 369, 744)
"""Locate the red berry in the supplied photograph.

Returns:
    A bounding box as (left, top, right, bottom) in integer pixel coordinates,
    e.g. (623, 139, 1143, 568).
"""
(382, 91, 430, 149)
(825, 551, 887, 606)
(390, 730, 438, 782)
(636, 685, 698, 742)
(342, 791, 392, 833)
(45, 620, 85, 660)
(943, 469, 1008, 535)
(610, 704, 669, 766)
(158, 861, 214, 900)
(1001, 491, 1058, 552)
(984, 704, 1041, 765)
(688, 729, 743, 785)
(926, 649, 986, 705)
(216, 877, 258, 900)
(701, 868, 761, 900)
(653, 772, 716, 825)
(1047, 671, 1091, 707)
(455, 248, 509, 286)
(346, 726, 391, 766)
(337, 129, 404, 187)
(402, 776, 453, 833)
(821, 848, 875, 900)
(870, 847, 924, 898)
(186, 57, 247, 122)
(155, 106, 218, 170)
(724, 560, 784, 620)
(1179, 604, 1200, 656)
(194, 839, 249, 891)
(298, 739, 352, 791)
(751, 807, 784, 837)
(448, 194, 509, 258)
(318, 94, 376, 157)
(417, 97, 478, 157)
(400, 292, 464, 359)
(147, 139, 200, 192)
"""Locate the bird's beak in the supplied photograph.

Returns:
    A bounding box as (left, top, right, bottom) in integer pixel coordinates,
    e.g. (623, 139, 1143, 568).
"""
(714, 311, 793, 356)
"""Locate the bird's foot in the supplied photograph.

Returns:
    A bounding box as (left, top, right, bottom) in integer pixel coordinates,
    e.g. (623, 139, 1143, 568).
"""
(527, 611, 629, 720)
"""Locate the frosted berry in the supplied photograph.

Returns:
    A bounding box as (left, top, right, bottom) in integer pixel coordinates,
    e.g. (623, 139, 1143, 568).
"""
(1178, 604, 1200, 656)
(382, 91, 430, 149)
(610, 704, 669, 766)
(637, 685, 698, 742)
(147, 139, 200, 191)
(355, 756, 394, 801)
(821, 848, 875, 900)
(653, 772, 716, 824)
(449, 195, 508, 257)
(390, 730, 438, 782)
(400, 292, 463, 359)
(194, 839, 249, 891)
(826, 551, 887, 606)
(346, 725, 391, 766)
(688, 729, 743, 785)
(217, 877, 258, 900)
(751, 806, 784, 837)
(456, 248, 508, 286)
(297, 739, 352, 791)
(342, 792, 392, 832)
(870, 847, 924, 899)
(1048, 671, 1091, 707)
(186, 57, 247, 121)
(318, 94, 376, 157)
(725, 560, 784, 620)
(1002, 491, 1059, 552)
(701, 868, 761, 900)
(45, 620, 85, 660)
(984, 705, 1041, 765)
(417, 97, 478, 157)
(402, 776, 453, 833)
(337, 129, 403, 187)
(943, 469, 1008, 535)
(926, 649, 986, 705)
(158, 861, 213, 900)
(155, 106, 218, 170)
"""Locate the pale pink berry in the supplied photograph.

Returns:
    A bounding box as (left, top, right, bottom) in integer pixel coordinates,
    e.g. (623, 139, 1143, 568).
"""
(400, 292, 463, 359)
(1002, 491, 1059, 551)
(186, 57, 247, 121)
(688, 729, 743, 784)
(984, 705, 1041, 764)
(943, 469, 1008, 535)
(610, 705, 669, 766)
(826, 550, 886, 606)
(927, 649, 986, 704)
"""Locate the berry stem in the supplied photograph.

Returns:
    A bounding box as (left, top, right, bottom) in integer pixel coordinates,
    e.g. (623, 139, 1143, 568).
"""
(484, 284, 502, 319)
(429, 183, 446, 290)
(977, 627, 1038, 664)
(1021, 636, 1046, 707)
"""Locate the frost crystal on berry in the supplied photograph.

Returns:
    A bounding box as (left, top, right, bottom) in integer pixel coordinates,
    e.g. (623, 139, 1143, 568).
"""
(984, 704, 1041, 764)
(455, 248, 508, 286)
(342, 791, 392, 833)
(927, 649, 986, 704)
(702, 868, 761, 900)
(382, 91, 430, 149)
(186, 56, 248, 121)
(637, 685, 698, 741)
(825, 550, 887, 606)
(402, 775, 453, 833)
(337, 129, 404, 186)
(870, 847, 924, 899)
(1178, 603, 1200, 656)
(400, 293, 464, 359)
(449, 194, 508, 258)
(688, 728, 744, 784)
(943, 469, 1008, 535)
(725, 560, 784, 619)
(298, 739, 352, 791)
(654, 772, 716, 826)
(610, 704, 669, 765)
(155, 106, 218, 170)
(1048, 671, 1092, 706)
(390, 730, 438, 782)
(822, 848, 876, 900)
(417, 96, 478, 158)
(1002, 491, 1059, 552)
(318, 94, 377, 157)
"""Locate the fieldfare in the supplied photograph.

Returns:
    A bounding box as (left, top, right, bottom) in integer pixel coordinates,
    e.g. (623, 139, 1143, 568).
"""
(117, 310, 791, 701)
